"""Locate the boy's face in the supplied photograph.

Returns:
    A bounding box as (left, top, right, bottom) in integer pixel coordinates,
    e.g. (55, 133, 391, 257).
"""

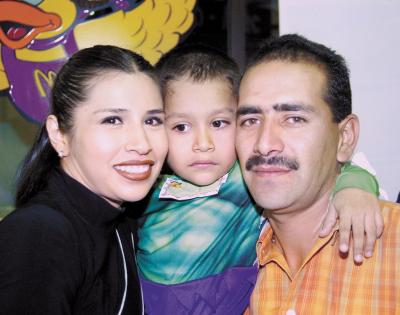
(165, 78, 237, 186)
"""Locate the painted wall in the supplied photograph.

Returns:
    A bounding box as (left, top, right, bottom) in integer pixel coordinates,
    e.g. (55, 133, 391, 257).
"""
(280, 0, 400, 201)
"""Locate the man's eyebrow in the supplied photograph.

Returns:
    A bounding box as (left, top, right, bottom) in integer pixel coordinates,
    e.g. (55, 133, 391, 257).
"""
(236, 106, 263, 116)
(273, 103, 315, 113)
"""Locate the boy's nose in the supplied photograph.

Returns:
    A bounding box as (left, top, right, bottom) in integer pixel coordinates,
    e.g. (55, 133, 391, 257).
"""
(193, 129, 215, 152)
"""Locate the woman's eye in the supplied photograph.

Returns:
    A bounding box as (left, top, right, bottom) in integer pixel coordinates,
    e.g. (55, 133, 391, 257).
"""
(173, 124, 190, 132)
(101, 116, 122, 125)
(211, 120, 230, 128)
(145, 117, 164, 126)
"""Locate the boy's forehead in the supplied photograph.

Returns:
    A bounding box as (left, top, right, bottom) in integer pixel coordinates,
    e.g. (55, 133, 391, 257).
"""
(164, 77, 237, 116)
(165, 104, 236, 119)
(165, 77, 235, 99)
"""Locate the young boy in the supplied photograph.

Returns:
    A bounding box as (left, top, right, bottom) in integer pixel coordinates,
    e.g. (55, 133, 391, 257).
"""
(136, 45, 381, 315)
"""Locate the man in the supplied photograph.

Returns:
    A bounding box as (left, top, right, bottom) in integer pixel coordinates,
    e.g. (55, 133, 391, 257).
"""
(236, 34, 400, 314)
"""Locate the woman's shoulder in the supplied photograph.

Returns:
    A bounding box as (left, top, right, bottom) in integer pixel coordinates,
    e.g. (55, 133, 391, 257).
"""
(0, 203, 76, 241)
(0, 203, 82, 292)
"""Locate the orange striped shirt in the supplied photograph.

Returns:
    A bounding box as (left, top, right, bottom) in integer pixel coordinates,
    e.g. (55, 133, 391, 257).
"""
(248, 200, 400, 315)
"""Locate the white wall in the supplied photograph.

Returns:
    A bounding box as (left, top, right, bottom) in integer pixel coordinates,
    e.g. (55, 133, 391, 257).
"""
(280, 0, 400, 201)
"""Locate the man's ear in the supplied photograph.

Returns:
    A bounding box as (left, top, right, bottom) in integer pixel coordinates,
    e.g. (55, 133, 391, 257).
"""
(337, 114, 360, 163)
(46, 115, 69, 158)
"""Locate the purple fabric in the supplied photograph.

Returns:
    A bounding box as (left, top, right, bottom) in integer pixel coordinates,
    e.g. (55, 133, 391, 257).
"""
(140, 265, 258, 315)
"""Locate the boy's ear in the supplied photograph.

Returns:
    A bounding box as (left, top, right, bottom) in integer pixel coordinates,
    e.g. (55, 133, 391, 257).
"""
(46, 115, 69, 158)
(337, 114, 360, 163)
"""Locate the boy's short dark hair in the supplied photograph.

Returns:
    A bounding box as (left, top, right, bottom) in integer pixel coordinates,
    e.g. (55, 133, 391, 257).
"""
(156, 44, 240, 99)
(249, 34, 351, 123)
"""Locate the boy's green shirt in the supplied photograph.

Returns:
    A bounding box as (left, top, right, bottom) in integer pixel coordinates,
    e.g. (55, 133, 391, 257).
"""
(334, 162, 380, 197)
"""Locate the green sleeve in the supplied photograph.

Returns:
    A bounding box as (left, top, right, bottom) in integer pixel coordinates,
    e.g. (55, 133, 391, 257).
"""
(333, 162, 380, 197)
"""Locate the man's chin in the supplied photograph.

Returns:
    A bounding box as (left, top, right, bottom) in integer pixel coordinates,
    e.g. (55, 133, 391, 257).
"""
(250, 186, 291, 210)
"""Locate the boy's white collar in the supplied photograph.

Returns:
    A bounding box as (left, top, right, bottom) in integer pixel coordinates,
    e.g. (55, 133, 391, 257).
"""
(158, 173, 229, 201)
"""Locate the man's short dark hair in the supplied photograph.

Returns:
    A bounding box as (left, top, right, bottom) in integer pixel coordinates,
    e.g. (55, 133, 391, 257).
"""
(249, 34, 351, 123)
(156, 44, 240, 100)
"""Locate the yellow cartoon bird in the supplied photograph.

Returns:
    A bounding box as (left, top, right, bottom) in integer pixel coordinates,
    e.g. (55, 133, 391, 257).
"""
(0, 0, 196, 122)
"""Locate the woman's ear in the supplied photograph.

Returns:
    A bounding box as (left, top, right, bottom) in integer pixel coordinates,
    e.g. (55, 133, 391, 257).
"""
(46, 115, 69, 158)
(337, 114, 360, 163)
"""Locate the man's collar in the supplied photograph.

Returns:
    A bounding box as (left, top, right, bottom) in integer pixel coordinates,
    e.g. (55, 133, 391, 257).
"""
(256, 223, 339, 280)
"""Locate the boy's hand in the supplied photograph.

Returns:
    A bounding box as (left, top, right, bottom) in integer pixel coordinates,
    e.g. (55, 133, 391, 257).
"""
(319, 188, 384, 264)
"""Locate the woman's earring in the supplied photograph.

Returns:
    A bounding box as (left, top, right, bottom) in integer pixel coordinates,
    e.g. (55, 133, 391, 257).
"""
(58, 150, 64, 158)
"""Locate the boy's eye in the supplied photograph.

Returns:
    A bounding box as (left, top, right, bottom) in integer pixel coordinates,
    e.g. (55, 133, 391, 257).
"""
(211, 119, 230, 128)
(101, 116, 123, 125)
(173, 123, 190, 132)
(145, 116, 164, 126)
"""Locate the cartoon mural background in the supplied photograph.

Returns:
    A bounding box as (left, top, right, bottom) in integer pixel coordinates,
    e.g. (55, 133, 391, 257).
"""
(0, 0, 197, 216)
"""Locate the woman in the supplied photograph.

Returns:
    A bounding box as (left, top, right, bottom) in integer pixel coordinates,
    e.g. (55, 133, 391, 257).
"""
(0, 45, 168, 314)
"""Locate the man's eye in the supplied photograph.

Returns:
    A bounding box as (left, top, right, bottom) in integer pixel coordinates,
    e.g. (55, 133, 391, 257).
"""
(145, 117, 164, 126)
(173, 124, 190, 132)
(101, 116, 122, 125)
(211, 120, 230, 128)
(287, 116, 307, 124)
(240, 118, 259, 127)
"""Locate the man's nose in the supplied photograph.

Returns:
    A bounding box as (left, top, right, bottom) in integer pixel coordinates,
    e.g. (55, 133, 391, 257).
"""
(254, 121, 284, 156)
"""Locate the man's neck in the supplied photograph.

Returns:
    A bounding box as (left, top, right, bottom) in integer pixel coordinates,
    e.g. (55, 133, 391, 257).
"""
(266, 189, 333, 276)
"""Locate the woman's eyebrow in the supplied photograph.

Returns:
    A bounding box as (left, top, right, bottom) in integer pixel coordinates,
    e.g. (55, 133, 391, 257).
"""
(93, 108, 128, 114)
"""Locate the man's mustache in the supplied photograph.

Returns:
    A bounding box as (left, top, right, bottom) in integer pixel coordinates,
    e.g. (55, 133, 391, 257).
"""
(245, 155, 299, 171)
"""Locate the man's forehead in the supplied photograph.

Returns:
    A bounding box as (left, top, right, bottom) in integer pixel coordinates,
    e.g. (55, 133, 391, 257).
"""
(238, 60, 328, 111)
(240, 60, 327, 89)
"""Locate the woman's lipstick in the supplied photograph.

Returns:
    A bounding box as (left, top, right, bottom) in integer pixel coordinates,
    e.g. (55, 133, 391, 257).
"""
(113, 160, 155, 181)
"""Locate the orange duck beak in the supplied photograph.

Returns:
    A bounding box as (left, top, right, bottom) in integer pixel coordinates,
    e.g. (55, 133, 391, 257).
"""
(0, 0, 61, 49)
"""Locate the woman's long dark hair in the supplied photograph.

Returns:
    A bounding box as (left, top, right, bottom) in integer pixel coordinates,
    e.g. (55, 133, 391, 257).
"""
(15, 45, 158, 207)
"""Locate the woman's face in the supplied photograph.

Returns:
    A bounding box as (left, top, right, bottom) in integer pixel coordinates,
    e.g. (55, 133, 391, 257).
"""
(59, 71, 167, 207)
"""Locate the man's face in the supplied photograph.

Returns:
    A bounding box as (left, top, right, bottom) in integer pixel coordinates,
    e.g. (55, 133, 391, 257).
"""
(236, 60, 342, 212)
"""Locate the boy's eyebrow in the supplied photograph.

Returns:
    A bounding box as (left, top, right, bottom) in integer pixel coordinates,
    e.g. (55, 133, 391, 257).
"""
(166, 107, 235, 119)
(165, 112, 187, 120)
(147, 109, 165, 115)
(210, 107, 236, 115)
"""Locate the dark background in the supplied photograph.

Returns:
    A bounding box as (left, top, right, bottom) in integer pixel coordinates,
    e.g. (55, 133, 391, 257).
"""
(180, 0, 278, 71)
